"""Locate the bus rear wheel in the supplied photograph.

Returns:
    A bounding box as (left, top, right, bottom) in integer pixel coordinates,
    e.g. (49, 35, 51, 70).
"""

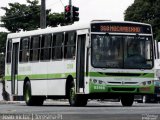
(121, 95, 134, 106)
(24, 81, 44, 106)
(68, 82, 88, 106)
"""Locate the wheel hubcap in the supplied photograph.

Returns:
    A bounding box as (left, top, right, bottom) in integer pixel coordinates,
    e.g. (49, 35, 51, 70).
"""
(25, 88, 30, 102)
(70, 87, 75, 102)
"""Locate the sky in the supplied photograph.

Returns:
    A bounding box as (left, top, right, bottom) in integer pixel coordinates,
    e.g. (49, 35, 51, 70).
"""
(0, 0, 134, 32)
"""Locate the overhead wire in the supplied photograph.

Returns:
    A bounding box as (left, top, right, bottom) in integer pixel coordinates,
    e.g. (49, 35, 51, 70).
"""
(59, 0, 65, 7)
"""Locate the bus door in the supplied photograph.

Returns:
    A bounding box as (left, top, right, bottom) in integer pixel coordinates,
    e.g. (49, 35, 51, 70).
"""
(76, 33, 86, 93)
(11, 38, 20, 95)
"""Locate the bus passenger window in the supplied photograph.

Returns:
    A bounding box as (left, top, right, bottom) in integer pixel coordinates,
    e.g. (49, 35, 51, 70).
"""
(52, 33, 64, 60)
(30, 36, 40, 61)
(64, 32, 76, 59)
(40, 34, 52, 61)
(6, 39, 12, 63)
(19, 37, 30, 62)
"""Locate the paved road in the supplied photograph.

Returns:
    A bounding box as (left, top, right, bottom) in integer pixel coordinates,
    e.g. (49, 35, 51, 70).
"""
(0, 100, 160, 120)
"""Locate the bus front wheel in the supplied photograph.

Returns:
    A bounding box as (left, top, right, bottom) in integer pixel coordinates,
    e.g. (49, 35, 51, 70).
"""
(121, 95, 134, 106)
(68, 81, 88, 106)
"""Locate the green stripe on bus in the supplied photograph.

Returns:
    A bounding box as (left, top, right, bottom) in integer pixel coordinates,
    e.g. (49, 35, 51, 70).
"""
(5, 72, 76, 81)
(5, 72, 154, 81)
(5, 76, 11, 81)
(88, 72, 154, 78)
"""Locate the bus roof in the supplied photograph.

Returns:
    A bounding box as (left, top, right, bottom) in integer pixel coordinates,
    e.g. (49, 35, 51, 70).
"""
(91, 20, 151, 26)
(7, 22, 90, 39)
(7, 20, 151, 39)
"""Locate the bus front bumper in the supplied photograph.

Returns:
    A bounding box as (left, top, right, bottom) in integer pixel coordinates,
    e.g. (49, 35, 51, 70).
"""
(89, 82, 154, 95)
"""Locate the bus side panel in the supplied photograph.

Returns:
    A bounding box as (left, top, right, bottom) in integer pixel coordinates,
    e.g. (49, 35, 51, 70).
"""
(18, 62, 48, 96)
(47, 79, 66, 95)
(47, 60, 76, 96)
(31, 80, 47, 95)
(17, 80, 48, 96)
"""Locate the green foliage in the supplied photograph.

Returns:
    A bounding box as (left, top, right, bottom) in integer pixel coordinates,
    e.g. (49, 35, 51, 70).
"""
(124, 0, 160, 41)
(47, 13, 65, 27)
(0, 32, 7, 77)
(1, 0, 65, 32)
(0, 32, 8, 53)
(0, 53, 5, 78)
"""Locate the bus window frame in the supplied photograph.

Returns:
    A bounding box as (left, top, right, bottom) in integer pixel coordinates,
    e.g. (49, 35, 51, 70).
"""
(52, 32, 64, 60)
(19, 37, 30, 63)
(64, 31, 77, 60)
(6, 39, 12, 63)
(29, 35, 41, 62)
(40, 34, 52, 61)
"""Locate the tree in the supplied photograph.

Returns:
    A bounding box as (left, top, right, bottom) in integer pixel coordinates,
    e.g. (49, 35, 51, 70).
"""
(0, 53, 5, 78)
(1, 0, 65, 32)
(0, 32, 7, 54)
(0, 32, 7, 77)
(124, 0, 160, 41)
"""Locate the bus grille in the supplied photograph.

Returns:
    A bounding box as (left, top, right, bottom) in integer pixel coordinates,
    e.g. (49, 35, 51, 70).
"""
(111, 88, 136, 92)
(108, 82, 138, 85)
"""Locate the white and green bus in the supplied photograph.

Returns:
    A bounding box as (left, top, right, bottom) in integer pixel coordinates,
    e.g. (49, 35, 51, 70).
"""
(5, 20, 156, 106)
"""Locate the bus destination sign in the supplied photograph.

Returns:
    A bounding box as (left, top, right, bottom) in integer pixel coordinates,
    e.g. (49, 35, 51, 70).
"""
(91, 23, 151, 34)
(100, 25, 140, 33)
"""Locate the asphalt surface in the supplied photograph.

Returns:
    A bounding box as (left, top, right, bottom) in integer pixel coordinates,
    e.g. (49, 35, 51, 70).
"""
(0, 100, 160, 120)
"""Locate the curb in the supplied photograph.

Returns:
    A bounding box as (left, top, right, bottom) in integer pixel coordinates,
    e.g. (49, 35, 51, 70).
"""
(0, 100, 22, 104)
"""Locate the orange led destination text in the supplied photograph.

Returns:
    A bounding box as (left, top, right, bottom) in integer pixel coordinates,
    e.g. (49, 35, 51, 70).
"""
(100, 25, 141, 33)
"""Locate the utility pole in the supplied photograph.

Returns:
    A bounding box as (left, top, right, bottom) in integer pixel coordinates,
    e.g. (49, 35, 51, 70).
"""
(69, 0, 73, 23)
(40, 0, 46, 29)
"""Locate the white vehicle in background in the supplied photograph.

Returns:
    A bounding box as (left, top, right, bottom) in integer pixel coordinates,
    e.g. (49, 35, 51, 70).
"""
(4, 20, 156, 106)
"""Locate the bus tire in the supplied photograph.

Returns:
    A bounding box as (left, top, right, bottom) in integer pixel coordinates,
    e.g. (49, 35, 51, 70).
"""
(78, 96, 88, 106)
(24, 81, 44, 106)
(24, 81, 33, 106)
(121, 95, 134, 107)
(68, 81, 87, 106)
(33, 97, 44, 106)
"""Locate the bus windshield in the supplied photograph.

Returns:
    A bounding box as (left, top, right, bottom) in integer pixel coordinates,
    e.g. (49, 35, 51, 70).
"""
(91, 34, 153, 69)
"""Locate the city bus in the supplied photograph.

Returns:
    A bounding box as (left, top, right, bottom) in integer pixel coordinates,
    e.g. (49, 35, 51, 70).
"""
(5, 20, 156, 106)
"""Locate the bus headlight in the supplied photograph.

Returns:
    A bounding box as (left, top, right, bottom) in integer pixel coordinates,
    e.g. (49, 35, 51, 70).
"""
(141, 82, 146, 86)
(140, 80, 152, 86)
(93, 79, 98, 83)
(90, 79, 106, 84)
